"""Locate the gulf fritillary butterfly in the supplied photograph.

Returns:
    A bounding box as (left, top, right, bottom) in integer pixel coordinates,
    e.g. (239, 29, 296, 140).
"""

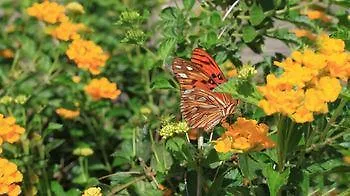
(172, 48, 238, 132)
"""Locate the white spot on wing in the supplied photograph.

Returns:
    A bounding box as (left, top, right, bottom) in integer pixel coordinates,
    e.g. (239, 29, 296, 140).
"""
(175, 65, 181, 69)
(186, 66, 193, 71)
(183, 89, 194, 94)
(178, 73, 188, 78)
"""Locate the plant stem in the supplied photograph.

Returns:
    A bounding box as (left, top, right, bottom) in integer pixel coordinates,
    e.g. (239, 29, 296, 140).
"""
(276, 115, 286, 172)
(321, 98, 347, 140)
(107, 175, 147, 195)
(197, 132, 204, 196)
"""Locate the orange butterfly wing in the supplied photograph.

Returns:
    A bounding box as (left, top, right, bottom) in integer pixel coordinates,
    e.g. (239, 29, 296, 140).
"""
(172, 48, 238, 132)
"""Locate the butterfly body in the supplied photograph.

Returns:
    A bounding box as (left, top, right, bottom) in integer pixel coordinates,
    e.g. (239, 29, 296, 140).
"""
(172, 48, 238, 132)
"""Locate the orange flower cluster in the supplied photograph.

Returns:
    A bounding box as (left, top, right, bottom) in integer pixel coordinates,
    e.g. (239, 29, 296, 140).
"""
(27, 1, 68, 24)
(0, 114, 25, 153)
(50, 21, 85, 41)
(66, 39, 109, 75)
(259, 35, 347, 123)
(27, 1, 109, 75)
(292, 29, 316, 40)
(55, 108, 80, 119)
(305, 9, 331, 23)
(0, 158, 23, 196)
(0, 49, 14, 59)
(214, 118, 275, 153)
(84, 77, 121, 100)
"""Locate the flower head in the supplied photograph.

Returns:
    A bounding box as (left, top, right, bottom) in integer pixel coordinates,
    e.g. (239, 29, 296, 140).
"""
(305, 9, 331, 22)
(0, 114, 25, 152)
(0, 49, 14, 59)
(258, 35, 346, 123)
(55, 108, 80, 119)
(0, 158, 23, 196)
(65, 2, 85, 14)
(159, 121, 189, 139)
(292, 29, 316, 40)
(66, 39, 109, 75)
(27, 1, 68, 24)
(73, 147, 94, 157)
(82, 187, 102, 196)
(214, 118, 275, 153)
(50, 21, 85, 41)
(84, 77, 121, 100)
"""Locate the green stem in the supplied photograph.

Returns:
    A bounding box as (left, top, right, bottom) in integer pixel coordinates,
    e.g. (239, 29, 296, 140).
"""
(197, 132, 204, 196)
(276, 115, 286, 172)
(321, 98, 347, 140)
(107, 175, 147, 196)
(83, 114, 112, 172)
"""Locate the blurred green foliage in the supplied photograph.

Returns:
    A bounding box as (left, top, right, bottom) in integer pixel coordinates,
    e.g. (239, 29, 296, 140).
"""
(0, 0, 349, 195)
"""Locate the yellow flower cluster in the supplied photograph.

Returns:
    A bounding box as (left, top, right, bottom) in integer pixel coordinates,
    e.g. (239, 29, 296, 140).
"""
(214, 118, 275, 153)
(27, 1, 68, 24)
(66, 39, 109, 75)
(84, 77, 121, 100)
(50, 21, 85, 41)
(292, 29, 316, 40)
(259, 35, 348, 123)
(305, 9, 331, 23)
(159, 121, 189, 139)
(82, 187, 102, 196)
(0, 158, 23, 196)
(55, 108, 80, 119)
(0, 114, 25, 153)
(73, 147, 94, 156)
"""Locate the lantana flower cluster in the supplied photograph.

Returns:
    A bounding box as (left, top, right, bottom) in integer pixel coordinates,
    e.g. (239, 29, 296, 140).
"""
(0, 114, 25, 153)
(84, 77, 121, 101)
(259, 35, 348, 123)
(214, 118, 275, 153)
(0, 114, 24, 196)
(27, 1, 121, 102)
(0, 158, 23, 196)
(27, 1, 109, 75)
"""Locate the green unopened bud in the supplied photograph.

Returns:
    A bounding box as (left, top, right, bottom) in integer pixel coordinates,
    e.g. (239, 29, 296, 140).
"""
(14, 95, 28, 104)
(123, 29, 146, 45)
(120, 11, 142, 23)
(0, 96, 13, 105)
(238, 64, 257, 79)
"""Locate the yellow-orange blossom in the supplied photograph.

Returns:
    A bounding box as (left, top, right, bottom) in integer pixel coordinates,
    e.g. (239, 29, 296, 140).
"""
(258, 35, 347, 123)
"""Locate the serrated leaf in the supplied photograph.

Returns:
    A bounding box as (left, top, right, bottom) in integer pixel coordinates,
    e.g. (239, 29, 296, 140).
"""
(250, 3, 265, 26)
(214, 78, 262, 106)
(242, 26, 258, 43)
(262, 165, 290, 196)
(158, 38, 176, 59)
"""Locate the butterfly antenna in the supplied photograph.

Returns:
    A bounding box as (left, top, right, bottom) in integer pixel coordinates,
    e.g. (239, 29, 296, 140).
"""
(218, 0, 240, 39)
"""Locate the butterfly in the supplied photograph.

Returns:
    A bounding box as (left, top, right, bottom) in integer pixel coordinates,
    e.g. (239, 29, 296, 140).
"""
(172, 48, 238, 132)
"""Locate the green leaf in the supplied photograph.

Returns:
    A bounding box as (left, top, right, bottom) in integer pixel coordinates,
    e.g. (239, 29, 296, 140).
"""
(250, 3, 265, 26)
(262, 165, 290, 196)
(242, 26, 258, 43)
(151, 144, 173, 174)
(214, 78, 262, 106)
(183, 0, 195, 10)
(239, 154, 260, 180)
(51, 181, 65, 196)
(158, 38, 176, 59)
(151, 74, 175, 90)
